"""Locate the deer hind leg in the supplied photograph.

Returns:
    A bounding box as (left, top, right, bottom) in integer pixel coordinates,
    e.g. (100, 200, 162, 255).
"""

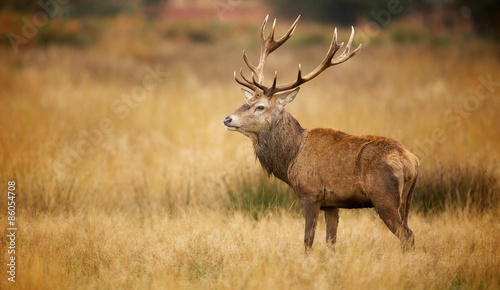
(323, 207, 339, 250)
(303, 201, 321, 253)
(376, 203, 414, 252)
(369, 179, 414, 252)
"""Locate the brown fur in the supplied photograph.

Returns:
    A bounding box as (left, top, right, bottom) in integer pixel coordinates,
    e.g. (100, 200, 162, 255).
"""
(254, 112, 305, 184)
(226, 102, 419, 252)
(224, 16, 419, 252)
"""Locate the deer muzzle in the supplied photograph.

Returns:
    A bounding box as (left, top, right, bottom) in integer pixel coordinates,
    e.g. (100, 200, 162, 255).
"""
(223, 116, 240, 131)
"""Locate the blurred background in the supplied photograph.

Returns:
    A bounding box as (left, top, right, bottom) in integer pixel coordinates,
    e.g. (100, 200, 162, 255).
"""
(1, 1, 499, 288)
(1, 0, 499, 215)
(1, 0, 499, 49)
(1, 0, 499, 216)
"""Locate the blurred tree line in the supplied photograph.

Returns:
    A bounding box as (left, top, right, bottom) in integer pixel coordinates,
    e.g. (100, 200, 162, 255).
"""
(0, 0, 497, 39)
(0, 0, 166, 17)
(269, 0, 498, 39)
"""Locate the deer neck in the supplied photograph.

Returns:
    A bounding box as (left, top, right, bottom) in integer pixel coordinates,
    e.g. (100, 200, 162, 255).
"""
(253, 111, 305, 185)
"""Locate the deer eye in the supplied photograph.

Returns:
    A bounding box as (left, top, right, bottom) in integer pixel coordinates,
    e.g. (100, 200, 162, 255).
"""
(255, 106, 265, 111)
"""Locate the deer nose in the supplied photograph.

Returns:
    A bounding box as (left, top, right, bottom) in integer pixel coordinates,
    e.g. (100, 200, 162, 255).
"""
(223, 117, 232, 126)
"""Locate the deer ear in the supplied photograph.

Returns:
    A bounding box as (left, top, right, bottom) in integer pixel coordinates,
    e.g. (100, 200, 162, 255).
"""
(241, 88, 254, 100)
(277, 87, 300, 106)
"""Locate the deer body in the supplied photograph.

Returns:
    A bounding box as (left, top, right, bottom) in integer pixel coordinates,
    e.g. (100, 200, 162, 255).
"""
(224, 15, 419, 251)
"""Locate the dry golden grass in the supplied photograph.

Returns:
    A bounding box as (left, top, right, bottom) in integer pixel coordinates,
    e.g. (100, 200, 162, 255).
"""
(0, 17, 499, 289)
(3, 209, 500, 289)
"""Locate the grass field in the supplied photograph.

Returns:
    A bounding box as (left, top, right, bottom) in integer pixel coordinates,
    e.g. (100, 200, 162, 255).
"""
(1, 15, 499, 289)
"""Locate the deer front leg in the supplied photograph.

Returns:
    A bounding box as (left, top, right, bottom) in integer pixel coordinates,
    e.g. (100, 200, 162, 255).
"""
(303, 201, 321, 253)
(324, 207, 339, 250)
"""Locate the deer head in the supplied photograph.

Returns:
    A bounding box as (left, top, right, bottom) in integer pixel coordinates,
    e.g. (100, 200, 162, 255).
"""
(223, 15, 361, 138)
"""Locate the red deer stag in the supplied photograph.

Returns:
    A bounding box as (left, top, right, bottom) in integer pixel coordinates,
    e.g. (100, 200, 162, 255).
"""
(223, 15, 419, 252)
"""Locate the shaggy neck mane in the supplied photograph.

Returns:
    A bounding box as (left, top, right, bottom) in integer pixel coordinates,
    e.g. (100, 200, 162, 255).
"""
(253, 111, 305, 185)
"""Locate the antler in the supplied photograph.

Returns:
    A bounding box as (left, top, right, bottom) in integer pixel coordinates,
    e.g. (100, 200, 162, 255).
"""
(235, 15, 300, 92)
(235, 16, 362, 96)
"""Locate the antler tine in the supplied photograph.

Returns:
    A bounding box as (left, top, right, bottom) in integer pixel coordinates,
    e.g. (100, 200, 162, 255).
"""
(319, 27, 342, 68)
(267, 15, 300, 54)
(270, 71, 278, 92)
(251, 72, 269, 92)
(235, 69, 258, 91)
(331, 26, 362, 65)
(234, 70, 250, 90)
(240, 68, 254, 86)
(333, 27, 337, 46)
(242, 50, 258, 76)
(260, 14, 269, 43)
(330, 28, 342, 57)
(268, 18, 276, 41)
(297, 64, 303, 81)
(234, 71, 247, 89)
(273, 26, 361, 93)
(273, 15, 300, 46)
